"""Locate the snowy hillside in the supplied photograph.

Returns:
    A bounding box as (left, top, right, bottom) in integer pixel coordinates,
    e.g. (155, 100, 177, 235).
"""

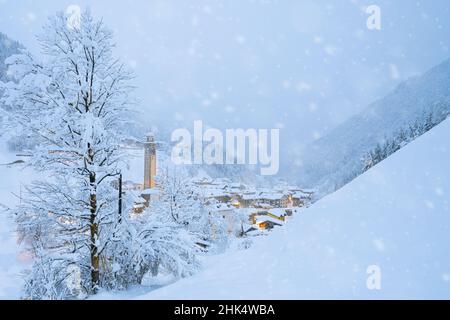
(296, 58, 450, 195)
(0, 33, 23, 143)
(0, 33, 22, 82)
(137, 119, 450, 299)
(0, 147, 33, 299)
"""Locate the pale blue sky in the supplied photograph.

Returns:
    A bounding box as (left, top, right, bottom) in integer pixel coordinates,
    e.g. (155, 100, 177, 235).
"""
(1, 0, 449, 174)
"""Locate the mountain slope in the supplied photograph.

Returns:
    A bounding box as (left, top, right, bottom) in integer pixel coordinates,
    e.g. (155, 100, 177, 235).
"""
(0, 33, 22, 82)
(296, 58, 450, 195)
(137, 118, 450, 299)
(1, 33, 23, 140)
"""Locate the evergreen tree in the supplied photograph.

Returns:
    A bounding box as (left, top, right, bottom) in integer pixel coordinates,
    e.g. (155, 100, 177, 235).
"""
(362, 104, 450, 172)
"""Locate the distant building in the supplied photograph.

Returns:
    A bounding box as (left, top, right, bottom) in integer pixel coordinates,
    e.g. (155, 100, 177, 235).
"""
(124, 133, 158, 214)
(143, 133, 156, 190)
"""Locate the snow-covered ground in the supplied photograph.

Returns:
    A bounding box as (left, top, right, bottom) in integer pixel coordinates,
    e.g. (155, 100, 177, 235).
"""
(134, 119, 450, 300)
(0, 211, 23, 299)
(0, 146, 33, 299)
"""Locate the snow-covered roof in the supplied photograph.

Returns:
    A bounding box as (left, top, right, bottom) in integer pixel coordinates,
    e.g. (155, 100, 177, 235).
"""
(266, 208, 291, 217)
(213, 203, 234, 212)
(255, 215, 284, 225)
(202, 189, 231, 198)
(257, 192, 286, 200)
(291, 191, 312, 199)
(241, 194, 258, 200)
(134, 197, 146, 204)
(141, 188, 159, 195)
(187, 175, 312, 206)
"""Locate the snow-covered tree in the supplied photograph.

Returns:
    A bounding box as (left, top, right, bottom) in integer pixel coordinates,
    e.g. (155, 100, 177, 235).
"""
(128, 206, 200, 282)
(0, 32, 28, 148)
(155, 165, 214, 247)
(153, 165, 231, 253)
(362, 104, 450, 172)
(0, 32, 23, 83)
(1, 10, 134, 298)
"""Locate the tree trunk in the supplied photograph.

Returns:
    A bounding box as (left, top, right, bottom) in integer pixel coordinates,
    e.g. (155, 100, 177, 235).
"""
(89, 163, 99, 293)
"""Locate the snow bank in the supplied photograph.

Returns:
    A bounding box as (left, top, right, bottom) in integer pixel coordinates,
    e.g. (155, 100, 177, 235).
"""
(0, 211, 23, 299)
(137, 119, 450, 299)
(0, 147, 30, 299)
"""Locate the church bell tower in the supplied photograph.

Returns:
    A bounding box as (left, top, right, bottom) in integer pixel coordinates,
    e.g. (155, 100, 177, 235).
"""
(144, 133, 156, 189)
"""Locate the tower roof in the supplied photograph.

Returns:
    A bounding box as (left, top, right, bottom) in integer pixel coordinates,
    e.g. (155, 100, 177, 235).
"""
(145, 133, 155, 143)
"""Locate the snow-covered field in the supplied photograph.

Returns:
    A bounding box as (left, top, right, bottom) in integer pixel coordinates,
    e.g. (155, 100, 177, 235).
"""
(134, 119, 450, 300)
(0, 147, 33, 299)
(0, 211, 22, 299)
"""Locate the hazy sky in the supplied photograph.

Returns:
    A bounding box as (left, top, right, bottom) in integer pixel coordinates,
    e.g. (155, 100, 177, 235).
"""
(1, 0, 449, 177)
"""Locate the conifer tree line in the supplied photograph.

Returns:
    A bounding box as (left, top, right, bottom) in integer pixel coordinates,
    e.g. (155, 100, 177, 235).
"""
(363, 103, 450, 171)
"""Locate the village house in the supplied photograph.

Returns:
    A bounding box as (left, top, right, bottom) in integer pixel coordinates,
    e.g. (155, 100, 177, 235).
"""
(247, 208, 297, 231)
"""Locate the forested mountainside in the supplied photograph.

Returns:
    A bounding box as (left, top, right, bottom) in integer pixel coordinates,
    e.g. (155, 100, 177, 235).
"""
(296, 58, 450, 196)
